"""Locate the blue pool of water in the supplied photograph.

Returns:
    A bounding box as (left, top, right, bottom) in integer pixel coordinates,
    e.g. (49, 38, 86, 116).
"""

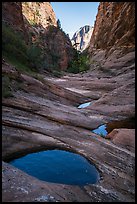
(9, 150, 100, 186)
(92, 124, 108, 137)
(78, 102, 91, 109)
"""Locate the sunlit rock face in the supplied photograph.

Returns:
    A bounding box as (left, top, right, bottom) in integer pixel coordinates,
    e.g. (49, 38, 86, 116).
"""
(21, 2, 57, 45)
(22, 2, 57, 29)
(22, 2, 75, 71)
(2, 2, 76, 71)
(71, 25, 94, 52)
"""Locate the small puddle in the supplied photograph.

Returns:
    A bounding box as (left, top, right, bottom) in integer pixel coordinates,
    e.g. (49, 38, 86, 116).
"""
(9, 150, 100, 186)
(78, 102, 91, 109)
(92, 124, 108, 137)
(91, 117, 135, 137)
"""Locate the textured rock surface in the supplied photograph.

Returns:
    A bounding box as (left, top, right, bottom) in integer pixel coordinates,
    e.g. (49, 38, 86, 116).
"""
(87, 2, 135, 77)
(88, 2, 135, 52)
(22, 2, 57, 28)
(22, 2, 75, 70)
(2, 1, 135, 202)
(43, 26, 75, 70)
(2, 2, 75, 71)
(45, 69, 135, 121)
(2, 2, 29, 42)
(106, 129, 135, 152)
(82, 3, 135, 128)
(2, 60, 135, 202)
(71, 25, 94, 52)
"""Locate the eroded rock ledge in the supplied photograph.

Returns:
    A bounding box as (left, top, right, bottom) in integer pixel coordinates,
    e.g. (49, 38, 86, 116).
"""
(2, 1, 135, 202)
(2, 61, 135, 202)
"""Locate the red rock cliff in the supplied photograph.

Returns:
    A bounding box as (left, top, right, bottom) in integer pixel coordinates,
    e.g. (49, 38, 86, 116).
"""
(2, 2, 75, 71)
(2, 2, 28, 41)
(22, 2, 76, 70)
(88, 2, 135, 54)
(22, 2, 57, 28)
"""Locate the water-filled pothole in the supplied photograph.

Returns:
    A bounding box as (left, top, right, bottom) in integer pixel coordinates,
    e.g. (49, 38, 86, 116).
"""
(91, 117, 135, 137)
(78, 102, 91, 109)
(92, 124, 108, 137)
(9, 149, 100, 186)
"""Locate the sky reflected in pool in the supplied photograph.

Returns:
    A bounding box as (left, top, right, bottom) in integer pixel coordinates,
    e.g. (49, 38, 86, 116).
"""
(9, 150, 100, 186)
(78, 102, 91, 109)
(92, 124, 108, 137)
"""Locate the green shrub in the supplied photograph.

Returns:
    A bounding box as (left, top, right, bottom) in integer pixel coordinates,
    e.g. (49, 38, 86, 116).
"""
(29, 19, 37, 26)
(2, 23, 27, 53)
(2, 22, 44, 73)
(57, 19, 61, 29)
(2, 23, 29, 66)
(67, 60, 80, 73)
(78, 55, 90, 72)
(2, 75, 13, 98)
(27, 44, 43, 70)
(36, 9, 40, 17)
(68, 53, 90, 74)
(52, 70, 63, 78)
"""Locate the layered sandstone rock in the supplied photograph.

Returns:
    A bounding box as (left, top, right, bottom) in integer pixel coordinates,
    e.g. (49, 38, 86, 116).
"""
(43, 26, 76, 70)
(83, 2, 135, 120)
(22, 2, 75, 70)
(106, 128, 135, 152)
(71, 25, 94, 52)
(88, 2, 135, 53)
(22, 2, 57, 28)
(2, 2, 28, 41)
(87, 2, 135, 71)
(2, 2, 75, 71)
(2, 2, 135, 202)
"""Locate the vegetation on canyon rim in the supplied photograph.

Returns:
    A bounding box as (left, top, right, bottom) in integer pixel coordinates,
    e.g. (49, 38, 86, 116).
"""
(67, 52, 90, 74)
(2, 75, 12, 98)
(2, 22, 43, 73)
(2, 21, 90, 98)
(2, 2, 135, 202)
(2, 21, 90, 86)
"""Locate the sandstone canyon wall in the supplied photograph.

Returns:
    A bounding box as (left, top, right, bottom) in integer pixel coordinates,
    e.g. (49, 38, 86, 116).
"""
(2, 2, 29, 42)
(2, 2, 75, 71)
(2, 2, 135, 202)
(85, 2, 135, 121)
(88, 2, 135, 74)
(22, 2, 57, 28)
(22, 2, 76, 71)
(89, 2, 135, 52)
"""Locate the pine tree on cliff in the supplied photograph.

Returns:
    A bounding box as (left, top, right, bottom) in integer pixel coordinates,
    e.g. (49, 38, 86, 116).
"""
(57, 19, 61, 29)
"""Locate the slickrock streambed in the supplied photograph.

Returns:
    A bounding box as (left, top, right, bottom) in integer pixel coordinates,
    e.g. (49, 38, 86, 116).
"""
(2, 1, 135, 202)
(2, 61, 135, 202)
(2, 94, 135, 202)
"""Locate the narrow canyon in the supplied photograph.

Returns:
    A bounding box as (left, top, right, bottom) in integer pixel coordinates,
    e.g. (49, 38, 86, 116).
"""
(2, 2, 135, 202)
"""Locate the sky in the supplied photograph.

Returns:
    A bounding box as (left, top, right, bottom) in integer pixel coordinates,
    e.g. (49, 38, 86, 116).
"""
(51, 2, 100, 39)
